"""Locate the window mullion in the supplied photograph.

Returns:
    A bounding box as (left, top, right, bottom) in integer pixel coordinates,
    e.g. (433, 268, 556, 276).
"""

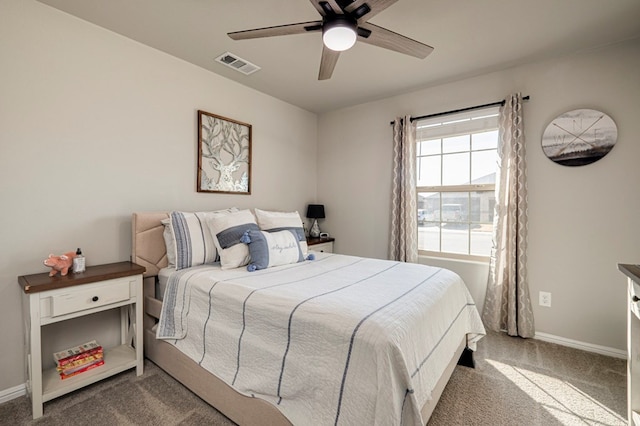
(418, 184, 495, 192)
(467, 192, 471, 252)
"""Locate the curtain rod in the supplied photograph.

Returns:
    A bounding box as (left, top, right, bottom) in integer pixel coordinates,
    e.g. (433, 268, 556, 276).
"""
(390, 95, 530, 125)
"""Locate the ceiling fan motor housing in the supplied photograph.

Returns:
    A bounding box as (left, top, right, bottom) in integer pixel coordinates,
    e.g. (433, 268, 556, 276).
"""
(322, 15, 358, 51)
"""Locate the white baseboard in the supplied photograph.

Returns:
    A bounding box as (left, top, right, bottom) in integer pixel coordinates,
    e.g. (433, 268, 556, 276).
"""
(534, 332, 626, 359)
(0, 382, 26, 404)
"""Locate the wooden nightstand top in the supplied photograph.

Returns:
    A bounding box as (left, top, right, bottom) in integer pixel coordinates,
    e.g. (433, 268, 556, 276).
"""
(19, 261, 145, 294)
(620, 264, 640, 283)
(307, 236, 335, 246)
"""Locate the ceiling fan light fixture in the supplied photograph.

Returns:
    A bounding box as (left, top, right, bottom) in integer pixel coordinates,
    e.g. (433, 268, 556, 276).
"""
(322, 17, 357, 51)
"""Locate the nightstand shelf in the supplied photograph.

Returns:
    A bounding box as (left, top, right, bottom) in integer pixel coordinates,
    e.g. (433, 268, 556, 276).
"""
(41, 344, 136, 402)
(19, 261, 145, 419)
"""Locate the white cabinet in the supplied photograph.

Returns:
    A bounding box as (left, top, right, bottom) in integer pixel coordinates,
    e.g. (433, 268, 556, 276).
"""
(619, 264, 640, 426)
(19, 262, 145, 419)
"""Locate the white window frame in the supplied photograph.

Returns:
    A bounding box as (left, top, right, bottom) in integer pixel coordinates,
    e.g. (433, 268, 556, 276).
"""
(415, 107, 500, 262)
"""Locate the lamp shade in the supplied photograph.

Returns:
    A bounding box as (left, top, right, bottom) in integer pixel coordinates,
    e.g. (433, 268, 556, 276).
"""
(322, 17, 357, 52)
(306, 204, 325, 219)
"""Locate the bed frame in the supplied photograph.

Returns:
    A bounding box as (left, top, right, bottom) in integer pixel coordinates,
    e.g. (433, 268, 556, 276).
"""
(132, 212, 467, 425)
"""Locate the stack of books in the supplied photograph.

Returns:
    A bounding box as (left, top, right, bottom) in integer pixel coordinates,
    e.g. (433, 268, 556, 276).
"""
(53, 340, 104, 380)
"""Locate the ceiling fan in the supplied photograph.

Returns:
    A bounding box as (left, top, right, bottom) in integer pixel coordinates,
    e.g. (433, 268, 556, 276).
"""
(228, 0, 434, 80)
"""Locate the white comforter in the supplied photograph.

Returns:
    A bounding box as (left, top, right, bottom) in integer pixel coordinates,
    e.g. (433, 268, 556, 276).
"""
(157, 253, 485, 425)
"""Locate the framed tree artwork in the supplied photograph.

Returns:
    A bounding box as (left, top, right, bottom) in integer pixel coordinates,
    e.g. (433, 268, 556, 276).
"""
(197, 110, 252, 194)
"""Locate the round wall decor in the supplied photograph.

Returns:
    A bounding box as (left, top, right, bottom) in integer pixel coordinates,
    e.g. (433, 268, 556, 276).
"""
(541, 108, 617, 166)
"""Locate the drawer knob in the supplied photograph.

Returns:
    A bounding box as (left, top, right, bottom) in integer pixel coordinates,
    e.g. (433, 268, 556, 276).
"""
(633, 295, 640, 303)
(92, 296, 99, 302)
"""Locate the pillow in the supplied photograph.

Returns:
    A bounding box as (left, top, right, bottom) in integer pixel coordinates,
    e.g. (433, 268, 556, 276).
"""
(253, 209, 308, 255)
(161, 218, 176, 268)
(242, 229, 304, 271)
(168, 208, 237, 270)
(207, 209, 259, 270)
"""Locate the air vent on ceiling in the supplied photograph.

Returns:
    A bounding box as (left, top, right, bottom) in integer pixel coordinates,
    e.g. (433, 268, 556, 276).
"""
(215, 52, 260, 75)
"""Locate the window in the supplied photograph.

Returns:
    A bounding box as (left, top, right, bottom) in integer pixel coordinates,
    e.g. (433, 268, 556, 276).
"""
(416, 107, 499, 260)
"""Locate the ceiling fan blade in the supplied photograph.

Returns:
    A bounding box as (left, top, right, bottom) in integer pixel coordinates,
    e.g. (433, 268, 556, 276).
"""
(358, 22, 433, 58)
(228, 21, 322, 40)
(318, 46, 340, 80)
(309, 0, 343, 17)
(344, 0, 398, 21)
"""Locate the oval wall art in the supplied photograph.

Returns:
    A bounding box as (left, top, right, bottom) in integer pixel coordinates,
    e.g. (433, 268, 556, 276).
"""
(541, 108, 617, 166)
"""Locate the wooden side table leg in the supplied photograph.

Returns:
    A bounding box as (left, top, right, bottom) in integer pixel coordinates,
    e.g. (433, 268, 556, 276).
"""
(28, 296, 43, 419)
(134, 277, 144, 376)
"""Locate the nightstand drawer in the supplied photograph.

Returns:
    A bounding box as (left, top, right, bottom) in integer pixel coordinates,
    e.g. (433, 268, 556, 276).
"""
(309, 242, 333, 253)
(631, 280, 640, 320)
(49, 278, 130, 317)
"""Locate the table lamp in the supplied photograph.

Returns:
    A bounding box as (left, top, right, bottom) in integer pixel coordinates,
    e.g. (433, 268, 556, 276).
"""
(306, 204, 325, 238)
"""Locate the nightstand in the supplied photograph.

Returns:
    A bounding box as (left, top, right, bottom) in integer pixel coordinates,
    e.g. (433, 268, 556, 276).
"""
(619, 264, 640, 425)
(307, 236, 335, 253)
(19, 261, 145, 419)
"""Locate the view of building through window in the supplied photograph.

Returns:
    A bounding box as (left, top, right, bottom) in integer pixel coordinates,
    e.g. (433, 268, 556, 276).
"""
(415, 107, 500, 259)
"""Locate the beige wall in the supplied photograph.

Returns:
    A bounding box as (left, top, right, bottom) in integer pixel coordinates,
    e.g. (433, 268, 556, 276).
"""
(0, 0, 317, 392)
(318, 38, 640, 352)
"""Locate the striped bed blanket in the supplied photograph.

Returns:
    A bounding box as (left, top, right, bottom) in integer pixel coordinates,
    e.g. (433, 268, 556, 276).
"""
(157, 253, 485, 425)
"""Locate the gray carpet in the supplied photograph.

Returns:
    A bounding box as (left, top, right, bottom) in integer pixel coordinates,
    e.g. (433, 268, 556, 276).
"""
(0, 331, 626, 425)
(427, 331, 626, 425)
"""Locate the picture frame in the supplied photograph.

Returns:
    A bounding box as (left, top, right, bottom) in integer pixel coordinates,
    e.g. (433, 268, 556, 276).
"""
(197, 110, 252, 194)
(541, 108, 617, 167)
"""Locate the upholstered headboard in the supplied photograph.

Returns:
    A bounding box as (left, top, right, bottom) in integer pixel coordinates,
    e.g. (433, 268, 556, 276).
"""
(132, 212, 169, 277)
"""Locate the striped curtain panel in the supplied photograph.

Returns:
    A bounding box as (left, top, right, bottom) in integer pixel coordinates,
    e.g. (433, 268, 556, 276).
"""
(482, 93, 535, 338)
(389, 116, 418, 263)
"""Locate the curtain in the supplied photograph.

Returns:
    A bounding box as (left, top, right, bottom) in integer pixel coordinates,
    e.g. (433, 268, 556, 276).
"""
(482, 93, 535, 338)
(389, 116, 418, 263)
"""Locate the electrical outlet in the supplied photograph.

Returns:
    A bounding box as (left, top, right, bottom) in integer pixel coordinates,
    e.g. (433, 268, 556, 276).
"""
(539, 291, 552, 307)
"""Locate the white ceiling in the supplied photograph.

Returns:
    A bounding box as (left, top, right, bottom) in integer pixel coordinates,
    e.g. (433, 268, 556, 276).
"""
(37, 0, 640, 113)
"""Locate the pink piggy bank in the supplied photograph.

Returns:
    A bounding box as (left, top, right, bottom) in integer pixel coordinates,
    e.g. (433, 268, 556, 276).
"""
(43, 252, 76, 277)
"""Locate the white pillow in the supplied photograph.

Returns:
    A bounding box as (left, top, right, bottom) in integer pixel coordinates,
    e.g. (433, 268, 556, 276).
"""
(168, 208, 237, 270)
(207, 209, 258, 270)
(253, 208, 308, 255)
(243, 229, 304, 271)
(161, 218, 176, 268)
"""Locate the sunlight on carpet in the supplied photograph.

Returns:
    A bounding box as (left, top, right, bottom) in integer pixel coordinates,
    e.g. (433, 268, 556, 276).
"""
(486, 359, 625, 425)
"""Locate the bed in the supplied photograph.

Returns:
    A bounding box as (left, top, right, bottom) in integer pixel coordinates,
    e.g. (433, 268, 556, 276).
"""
(132, 211, 485, 425)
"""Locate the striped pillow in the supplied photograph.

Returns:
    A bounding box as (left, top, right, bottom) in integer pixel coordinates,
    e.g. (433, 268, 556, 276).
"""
(169, 209, 236, 270)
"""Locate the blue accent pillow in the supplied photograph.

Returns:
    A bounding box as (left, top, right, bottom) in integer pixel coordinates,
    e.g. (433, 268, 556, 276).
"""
(253, 209, 309, 256)
(243, 229, 304, 271)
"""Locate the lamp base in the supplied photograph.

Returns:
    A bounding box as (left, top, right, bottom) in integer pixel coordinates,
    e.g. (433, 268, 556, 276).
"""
(309, 219, 321, 238)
